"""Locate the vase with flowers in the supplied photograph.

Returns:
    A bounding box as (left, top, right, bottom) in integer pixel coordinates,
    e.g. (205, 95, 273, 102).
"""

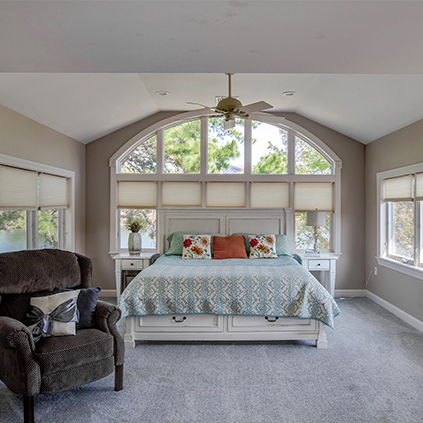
(126, 219, 142, 255)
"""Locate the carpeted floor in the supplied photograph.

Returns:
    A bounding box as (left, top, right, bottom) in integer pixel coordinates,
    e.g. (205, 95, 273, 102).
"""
(1, 298, 423, 423)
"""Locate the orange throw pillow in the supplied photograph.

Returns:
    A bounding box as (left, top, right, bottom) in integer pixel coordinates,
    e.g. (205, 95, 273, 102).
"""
(213, 235, 248, 260)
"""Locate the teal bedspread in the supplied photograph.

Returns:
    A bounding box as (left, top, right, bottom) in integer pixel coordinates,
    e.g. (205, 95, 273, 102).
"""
(118, 255, 340, 328)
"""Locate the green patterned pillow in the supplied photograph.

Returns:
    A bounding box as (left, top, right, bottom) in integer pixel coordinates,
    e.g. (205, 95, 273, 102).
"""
(166, 231, 225, 255)
(232, 233, 292, 256)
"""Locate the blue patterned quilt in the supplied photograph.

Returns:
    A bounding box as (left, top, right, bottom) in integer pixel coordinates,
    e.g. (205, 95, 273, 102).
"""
(118, 255, 340, 328)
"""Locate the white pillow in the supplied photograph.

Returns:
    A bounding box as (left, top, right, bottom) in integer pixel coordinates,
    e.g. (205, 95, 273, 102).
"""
(248, 234, 278, 259)
(28, 290, 80, 339)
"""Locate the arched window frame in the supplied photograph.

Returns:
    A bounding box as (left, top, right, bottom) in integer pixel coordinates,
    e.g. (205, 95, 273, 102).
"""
(109, 111, 342, 254)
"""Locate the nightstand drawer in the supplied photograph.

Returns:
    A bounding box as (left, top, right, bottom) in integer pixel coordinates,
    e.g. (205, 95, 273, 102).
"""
(121, 260, 143, 271)
(307, 260, 330, 271)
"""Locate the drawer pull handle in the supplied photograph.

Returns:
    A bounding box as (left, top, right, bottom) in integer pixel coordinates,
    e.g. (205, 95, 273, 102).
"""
(265, 316, 279, 323)
(172, 316, 187, 323)
(316, 263, 321, 266)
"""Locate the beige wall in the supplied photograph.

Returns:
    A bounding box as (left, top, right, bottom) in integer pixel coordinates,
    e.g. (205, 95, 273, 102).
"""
(365, 118, 423, 322)
(0, 105, 86, 253)
(86, 111, 366, 291)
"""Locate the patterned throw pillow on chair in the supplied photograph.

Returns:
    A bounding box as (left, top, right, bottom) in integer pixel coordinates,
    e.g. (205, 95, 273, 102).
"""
(25, 290, 80, 342)
(248, 234, 278, 259)
(182, 234, 212, 260)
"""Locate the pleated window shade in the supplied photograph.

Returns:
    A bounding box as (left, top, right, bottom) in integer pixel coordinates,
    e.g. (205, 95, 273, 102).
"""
(383, 175, 414, 201)
(39, 174, 68, 208)
(207, 182, 245, 207)
(250, 183, 289, 208)
(294, 182, 333, 211)
(162, 182, 202, 207)
(118, 182, 157, 208)
(414, 173, 423, 201)
(0, 165, 38, 209)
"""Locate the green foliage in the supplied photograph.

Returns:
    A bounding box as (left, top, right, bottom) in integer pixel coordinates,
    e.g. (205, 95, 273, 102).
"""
(252, 141, 288, 174)
(0, 210, 26, 230)
(295, 138, 331, 175)
(391, 201, 414, 259)
(295, 212, 331, 250)
(121, 135, 157, 174)
(38, 210, 59, 248)
(126, 219, 143, 233)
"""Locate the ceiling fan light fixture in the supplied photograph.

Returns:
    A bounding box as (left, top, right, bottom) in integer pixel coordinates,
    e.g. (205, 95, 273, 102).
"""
(224, 119, 236, 131)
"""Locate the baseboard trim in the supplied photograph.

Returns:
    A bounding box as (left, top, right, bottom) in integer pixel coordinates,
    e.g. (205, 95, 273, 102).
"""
(334, 289, 366, 298)
(366, 290, 423, 333)
(99, 289, 117, 299)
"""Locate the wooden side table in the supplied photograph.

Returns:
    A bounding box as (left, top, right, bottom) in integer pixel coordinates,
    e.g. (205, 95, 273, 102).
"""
(298, 253, 341, 297)
(111, 253, 155, 300)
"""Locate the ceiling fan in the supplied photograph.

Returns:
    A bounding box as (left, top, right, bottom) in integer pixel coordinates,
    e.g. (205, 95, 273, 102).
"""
(187, 73, 273, 130)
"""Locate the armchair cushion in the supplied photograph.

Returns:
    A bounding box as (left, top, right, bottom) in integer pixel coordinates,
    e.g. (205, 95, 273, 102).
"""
(35, 328, 114, 374)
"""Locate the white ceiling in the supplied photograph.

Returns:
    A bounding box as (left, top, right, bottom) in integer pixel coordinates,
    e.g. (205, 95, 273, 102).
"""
(1, 1, 423, 144)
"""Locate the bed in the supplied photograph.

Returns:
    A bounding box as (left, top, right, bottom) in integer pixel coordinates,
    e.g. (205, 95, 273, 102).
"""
(117, 210, 340, 349)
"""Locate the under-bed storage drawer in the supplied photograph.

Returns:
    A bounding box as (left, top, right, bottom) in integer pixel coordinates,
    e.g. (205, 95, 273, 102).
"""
(228, 316, 317, 332)
(136, 314, 224, 332)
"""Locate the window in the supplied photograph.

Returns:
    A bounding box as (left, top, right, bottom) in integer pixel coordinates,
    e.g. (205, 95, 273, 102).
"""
(378, 165, 423, 278)
(252, 122, 288, 174)
(0, 156, 74, 253)
(111, 112, 341, 254)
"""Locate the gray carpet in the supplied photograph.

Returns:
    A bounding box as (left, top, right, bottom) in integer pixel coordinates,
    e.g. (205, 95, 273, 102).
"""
(1, 298, 423, 423)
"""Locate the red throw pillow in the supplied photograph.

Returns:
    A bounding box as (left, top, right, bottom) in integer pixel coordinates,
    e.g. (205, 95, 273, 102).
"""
(213, 235, 248, 260)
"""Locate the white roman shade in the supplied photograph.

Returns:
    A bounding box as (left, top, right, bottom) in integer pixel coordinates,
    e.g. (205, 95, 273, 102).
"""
(250, 183, 289, 208)
(207, 182, 245, 207)
(118, 182, 157, 208)
(383, 175, 414, 201)
(415, 173, 423, 201)
(0, 165, 38, 209)
(39, 174, 68, 208)
(162, 182, 202, 207)
(294, 182, 333, 212)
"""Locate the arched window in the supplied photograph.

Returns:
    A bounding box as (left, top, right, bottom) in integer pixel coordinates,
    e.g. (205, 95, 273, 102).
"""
(110, 112, 341, 254)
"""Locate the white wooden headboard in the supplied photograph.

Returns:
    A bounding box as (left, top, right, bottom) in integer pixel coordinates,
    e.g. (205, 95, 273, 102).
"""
(158, 209, 291, 254)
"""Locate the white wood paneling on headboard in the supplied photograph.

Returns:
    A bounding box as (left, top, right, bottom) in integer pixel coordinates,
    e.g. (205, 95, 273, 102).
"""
(227, 215, 285, 236)
(159, 209, 290, 254)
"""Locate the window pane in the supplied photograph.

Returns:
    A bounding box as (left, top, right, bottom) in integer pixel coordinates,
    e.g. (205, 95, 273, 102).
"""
(295, 137, 331, 175)
(208, 118, 244, 174)
(0, 210, 27, 252)
(38, 209, 59, 249)
(120, 209, 156, 250)
(120, 135, 157, 174)
(389, 201, 414, 260)
(252, 122, 288, 174)
(165, 121, 201, 174)
(295, 212, 331, 250)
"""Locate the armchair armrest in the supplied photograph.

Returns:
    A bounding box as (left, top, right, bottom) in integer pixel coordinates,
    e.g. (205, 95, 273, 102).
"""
(95, 301, 125, 366)
(0, 316, 41, 395)
(0, 316, 36, 351)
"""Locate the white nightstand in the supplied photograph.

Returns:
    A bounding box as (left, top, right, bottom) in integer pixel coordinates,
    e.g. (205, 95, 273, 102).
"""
(298, 253, 341, 297)
(111, 253, 155, 300)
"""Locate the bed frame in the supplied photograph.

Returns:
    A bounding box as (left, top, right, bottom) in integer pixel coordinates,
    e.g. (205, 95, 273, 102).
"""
(124, 209, 329, 349)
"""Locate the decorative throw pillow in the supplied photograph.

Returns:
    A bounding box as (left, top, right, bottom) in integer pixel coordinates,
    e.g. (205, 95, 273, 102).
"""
(275, 234, 292, 257)
(166, 231, 224, 256)
(76, 287, 101, 329)
(182, 235, 212, 259)
(248, 234, 278, 259)
(25, 290, 80, 342)
(213, 235, 248, 259)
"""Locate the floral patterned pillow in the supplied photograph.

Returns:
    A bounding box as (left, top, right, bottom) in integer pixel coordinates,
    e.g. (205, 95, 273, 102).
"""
(248, 234, 278, 259)
(182, 235, 212, 260)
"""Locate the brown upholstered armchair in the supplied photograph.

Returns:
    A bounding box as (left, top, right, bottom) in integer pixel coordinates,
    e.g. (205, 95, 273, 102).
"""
(0, 249, 124, 423)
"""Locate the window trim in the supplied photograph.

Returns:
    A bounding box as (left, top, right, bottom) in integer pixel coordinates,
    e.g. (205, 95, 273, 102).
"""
(109, 111, 342, 255)
(377, 163, 423, 278)
(0, 153, 75, 251)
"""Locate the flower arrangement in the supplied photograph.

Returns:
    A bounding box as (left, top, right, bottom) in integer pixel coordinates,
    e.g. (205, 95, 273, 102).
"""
(126, 219, 142, 233)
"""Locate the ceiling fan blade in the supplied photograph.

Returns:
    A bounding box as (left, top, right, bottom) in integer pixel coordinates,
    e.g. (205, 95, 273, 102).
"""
(186, 102, 215, 111)
(238, 101, 273, 114)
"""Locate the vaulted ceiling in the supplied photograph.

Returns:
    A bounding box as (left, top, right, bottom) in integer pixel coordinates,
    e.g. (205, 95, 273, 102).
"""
(1, 1, 423, 144)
